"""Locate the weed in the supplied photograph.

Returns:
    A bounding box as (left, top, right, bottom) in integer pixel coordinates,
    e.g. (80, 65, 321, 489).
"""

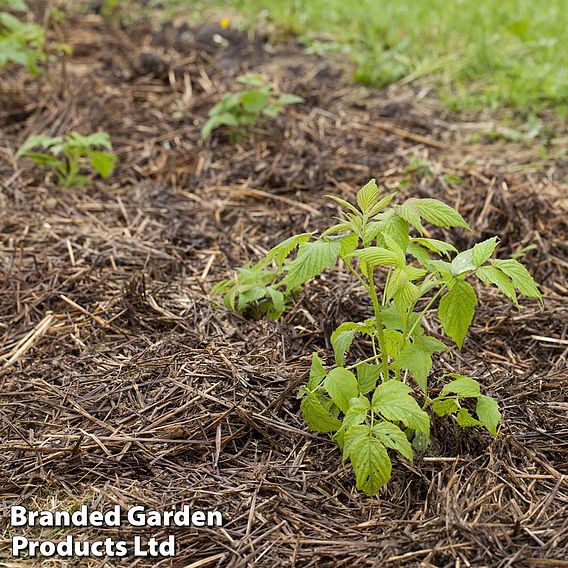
(16, 132, 118, 187)
(0, 0, 45, 74)
(201, 73, 303, 140)
(213, 179, 541, 495)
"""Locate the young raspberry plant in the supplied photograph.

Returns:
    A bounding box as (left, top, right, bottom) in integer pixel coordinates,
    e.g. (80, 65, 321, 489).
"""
(16, 132, 117, 187)
(201, 73, 303, 141)
(213, 179, 542, 495)
(0, 0, 45, 74)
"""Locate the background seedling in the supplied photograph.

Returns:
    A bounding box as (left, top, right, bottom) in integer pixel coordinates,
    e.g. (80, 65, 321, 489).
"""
(16, 132, 118, 187)
(213, 179, 542, 495)
(0, 0, 45, 74)
(201, 73, 303, 140)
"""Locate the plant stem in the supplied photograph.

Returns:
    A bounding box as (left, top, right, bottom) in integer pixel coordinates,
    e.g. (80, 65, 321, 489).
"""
(367, 267, 390, 381)
(407, 285, 446, 338)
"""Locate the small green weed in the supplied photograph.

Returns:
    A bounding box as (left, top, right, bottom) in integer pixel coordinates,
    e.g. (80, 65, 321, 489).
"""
(16, 132, 118, 187)
(201, 73, 303, 140)
(213, 179, 542, 495)
(0, 0, 45, 74)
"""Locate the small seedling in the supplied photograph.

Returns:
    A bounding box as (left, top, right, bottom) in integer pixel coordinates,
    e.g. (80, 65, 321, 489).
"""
(0, 0, 45, 74)
(16, 132, 118, 187)
(213, 179, 542, 495)
(201, 73, 303, 140)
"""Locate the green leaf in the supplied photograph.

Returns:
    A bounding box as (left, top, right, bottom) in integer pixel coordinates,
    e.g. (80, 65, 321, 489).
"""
(372, 421, 413, 461)
(368, 210, 409, 251)
(265, 233, 312, 266)
(411, 198, 470, 230)
(371, 381, 430, 435)
(356, 363, 381, 394)
(451, 249, 477, 275)
(330, 321, 372, 366)
(476, 266, 518, 304)
(15, 134, 61, 158)
(432, 398, 459, 416)
(368, 192, 397, 217)
(240, 90, 270, 113)
(440, 375, 481, 397)
(266, 287, 285, 319)
(395, 201, 423, 234)
(438, 280, 477, 348)
(276, 93, 303, 105)
(412, 238, 457, 258)
(476, 395, 501, 435)
(88, 151, 117, 179)
(344, 426, 392, 495)
(286, 239, 341, 290)
(385, 269, 419, 314)
(472, 237, 499, 266)
(492, 259, 542, 299)
(456, 407, 482, 427)
(307, 352, 327, 390)
(356, 178, 379, 213)
(339, 233, 359, 257)
(0, 0, 29, 10)
(395, 336, 444, 392)
(348, 246, 400, 268)
(300, 393, 342, 432)
(324, 367, 359, 413)
(341, 397, 370, 430)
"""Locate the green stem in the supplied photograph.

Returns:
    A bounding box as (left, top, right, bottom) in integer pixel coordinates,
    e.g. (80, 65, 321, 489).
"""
(367, 267, 390, 381)
(406, 285, 446, 339)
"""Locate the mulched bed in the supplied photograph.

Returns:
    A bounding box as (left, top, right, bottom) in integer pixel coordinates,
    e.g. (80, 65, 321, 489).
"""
(1, 6, 567, 567)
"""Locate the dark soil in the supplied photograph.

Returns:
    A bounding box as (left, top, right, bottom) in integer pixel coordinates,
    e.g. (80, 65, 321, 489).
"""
(1, 6, 567, 567)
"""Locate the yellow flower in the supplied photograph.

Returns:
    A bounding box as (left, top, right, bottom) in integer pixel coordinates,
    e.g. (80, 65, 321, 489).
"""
(220, 17, 230, 30)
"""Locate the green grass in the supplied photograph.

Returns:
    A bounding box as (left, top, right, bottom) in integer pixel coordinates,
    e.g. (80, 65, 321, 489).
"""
(203, 0, 568, 112)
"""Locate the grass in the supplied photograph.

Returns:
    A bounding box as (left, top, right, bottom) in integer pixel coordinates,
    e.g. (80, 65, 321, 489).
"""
(199, 0, 568, 112)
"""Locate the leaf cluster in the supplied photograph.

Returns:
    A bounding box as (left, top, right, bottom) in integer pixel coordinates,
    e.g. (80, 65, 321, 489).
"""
(213, 178, 542, 495)
(201, 73, 303, 140)
(0, 0, 45, 74)
(16, 132, 118, 187)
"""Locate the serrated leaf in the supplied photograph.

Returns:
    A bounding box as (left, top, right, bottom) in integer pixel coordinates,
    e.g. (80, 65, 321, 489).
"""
(372, 421, 413, 461)
(451, 249, 477, 275)
(342, 397, 370, 429)
(440, 375, 481, 397)
(88, 151, 117, 179)
(331, 323, 358, 366)
(265, 233, 312, 266)
(456, 407, 482, 427)
(286, 239, 341, 290)
(395, 201, 424, 234)
(472, 237, 499, 266)
(395, 336, 444, 393)
(356, 363, 381, 394)
(412, 238, 457, 258)
(339, 233, 359, 257)
(324, 367, 359, 413)
(368, 192, 397, 217)
(344, 426, 392, 495)
(356, 178, 379, 213)
(369, 210, 410, 251)
(266, 287, 285, 319)
(300, 393, 342, 432)
(492, 259, 541, 299)
(438, 280, 477, 348)
(371, 381, 430, 435)
(349, 247, 400, 267)
(476, 395, 501, 435)
(307, 352, 327, 390)
(386, 269, 419, 314)
(432, 398, 459, 416)
(476, 266, 518, 304)
(411, 198, 470, 230)
(326, 194, 360, 215)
